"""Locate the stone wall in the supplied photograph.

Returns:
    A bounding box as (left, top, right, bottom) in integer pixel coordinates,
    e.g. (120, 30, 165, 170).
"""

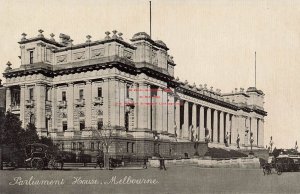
(149, 157, 261, 169)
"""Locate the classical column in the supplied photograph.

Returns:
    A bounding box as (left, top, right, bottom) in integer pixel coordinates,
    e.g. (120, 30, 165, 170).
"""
(192, 103, 197, 140)
(162, 89, 168, 132)
(175, 98, 181, 138)
(258, 119, 264, 147)
(67, 83, 74, 130)
(199, 106, 205, 141)
(219, 111, 224, 143)
(156, 87, 163, 132)
(225, 113, 230, 143)
(85, 80, 92, 130)
(244, 117, 250, 146)
(231, 115, 237, 146)
(6, 87, 11, 111)
(51, 85, 57, 132)
(251, 117, 258, 146)
(133, 83, 139, 129)
(147, 85, 152, 130)
(206, 108, 212, 139)
(138, 83, 148, 130)
(20, 85, 26, 128)
(36, 82, 46, 133)
(213, 109, 218, 143)
(183, 101, 189, 139)
(167, 93, 175, 134)
(102, 79, 109, 126)
(109, 78, 118, 127)
(237, 116, 245, 146)
(119, 81, 126, 128)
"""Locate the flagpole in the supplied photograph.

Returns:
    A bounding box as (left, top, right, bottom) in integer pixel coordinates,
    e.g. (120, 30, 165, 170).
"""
(255, 51, 256, 88)
(150, 1, 152, 38)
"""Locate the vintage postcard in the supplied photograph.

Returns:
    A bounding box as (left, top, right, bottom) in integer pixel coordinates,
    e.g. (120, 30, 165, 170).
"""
(0, 0, 299, 193)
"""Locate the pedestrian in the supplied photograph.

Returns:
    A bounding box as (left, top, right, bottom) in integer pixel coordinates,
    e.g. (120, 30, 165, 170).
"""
(143, 157, 147, 169)
(95, 150, 104, 169)
(159, 155, 166, 170)
(59, 153, 65, 170)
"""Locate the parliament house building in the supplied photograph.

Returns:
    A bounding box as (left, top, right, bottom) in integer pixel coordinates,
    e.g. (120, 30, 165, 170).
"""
(2, 30, 267, 160)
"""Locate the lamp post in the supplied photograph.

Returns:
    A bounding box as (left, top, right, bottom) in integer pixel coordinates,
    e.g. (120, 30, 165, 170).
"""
(269, 136, 274, 154)
(249, 132, 254, 155)
(153, 131, 159, 157)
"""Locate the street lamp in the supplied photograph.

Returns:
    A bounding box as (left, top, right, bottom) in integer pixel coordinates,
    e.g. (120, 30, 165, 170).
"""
(269, 136, 274, 153)
(249, 132, 254, 155)
(153, 131, 159, 157)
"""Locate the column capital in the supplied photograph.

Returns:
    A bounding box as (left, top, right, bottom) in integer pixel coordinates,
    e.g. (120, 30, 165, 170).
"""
(85, 79, 93, 84)
(102, 78, 111, 82)
(36, 82, 46, 86)
(67, 82, 75, 86)
(20, 84, 26, 88)
(51, 84, 58, 89)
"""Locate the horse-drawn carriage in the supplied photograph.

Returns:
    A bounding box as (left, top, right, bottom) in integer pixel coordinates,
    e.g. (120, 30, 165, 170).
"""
(24, 143, 62, 170)
(262, 155, 300, 175)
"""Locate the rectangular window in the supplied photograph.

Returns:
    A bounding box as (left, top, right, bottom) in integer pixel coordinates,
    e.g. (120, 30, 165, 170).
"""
(97, 119, 103, 130)
(79, 89, 84, 100)
(29, 51, 34, 64)
(29, 88, 34, 100)
(62, 121, 67, 131)
(132, 142, 134, 153)
(126, 85, 130, 98)
(127, 142, 130, 153)
(80, 120, 85, 131)
(91, 142, 94, 151)
(61, 143, 64, 151)
(45, 118, 49, 131)
(78, 142, 84, 150)
(72, 142, 76, 150)
(62, 91, 66, 101)
(45, 88, 49, 101)
(97, 87, 102, 97)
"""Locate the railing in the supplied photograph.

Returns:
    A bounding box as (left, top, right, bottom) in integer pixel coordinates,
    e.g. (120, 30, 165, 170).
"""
(57, 100, 67, 109)
(125, 98, 134, 107)
(10, 104, 20, 111)
(45, 100, 52, 107)
(93, 97, 103, 105)
(25, 99, 34, 108)
(75, 99, 85, 107)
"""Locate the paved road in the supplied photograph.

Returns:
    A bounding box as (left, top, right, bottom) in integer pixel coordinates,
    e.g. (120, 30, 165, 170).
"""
(1, 167, 300, 194)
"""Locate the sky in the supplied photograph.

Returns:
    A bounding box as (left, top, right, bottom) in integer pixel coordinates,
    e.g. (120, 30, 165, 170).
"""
(0, 0, 299, 148)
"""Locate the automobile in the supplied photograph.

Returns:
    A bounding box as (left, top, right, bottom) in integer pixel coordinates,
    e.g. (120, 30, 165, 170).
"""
(275, 155, 299, 172)
(25, 143, 59, 170)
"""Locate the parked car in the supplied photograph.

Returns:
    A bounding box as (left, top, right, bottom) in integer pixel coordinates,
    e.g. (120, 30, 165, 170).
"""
(276, 155, 299, 172)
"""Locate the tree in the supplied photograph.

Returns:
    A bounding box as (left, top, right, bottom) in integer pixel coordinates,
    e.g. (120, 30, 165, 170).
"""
(0, 109, 5, 170)
(1, 111, 24, 148)
(0, 111, 26, 168)
(20, 123, 39, 148)
(40, 136, 58, 154)
(91, 123, 114, 169)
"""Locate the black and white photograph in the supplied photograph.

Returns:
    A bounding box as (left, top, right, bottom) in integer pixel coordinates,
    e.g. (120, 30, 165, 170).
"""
(0, 0, 300, 193)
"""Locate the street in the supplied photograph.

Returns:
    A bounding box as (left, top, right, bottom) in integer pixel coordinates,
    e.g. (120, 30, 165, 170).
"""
(1, 166, 300, 194)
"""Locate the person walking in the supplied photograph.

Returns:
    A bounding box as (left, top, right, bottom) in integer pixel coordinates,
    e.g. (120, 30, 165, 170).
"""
(95, 150, 104, 169)
(159, 155, 167, 171)
(143, 157, 148, 169)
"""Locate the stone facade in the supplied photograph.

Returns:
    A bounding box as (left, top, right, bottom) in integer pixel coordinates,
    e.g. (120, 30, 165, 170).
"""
(0, 80, 5, 113)
(2, 30, 267, 159)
